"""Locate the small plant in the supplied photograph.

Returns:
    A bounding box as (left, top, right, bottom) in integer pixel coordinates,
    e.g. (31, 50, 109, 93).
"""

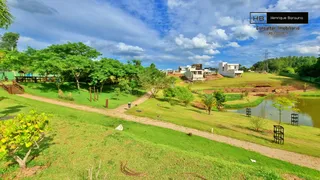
(58, 89, 64, 99)
(303, 83, 308, 92)
(0, 111, 49, 169)
(201, 93, 216, 115)
(66, 92, 74, 101)
(58, 90, 74, 101)
(114, 88, 121, 99)
(250, 116, 266, 132)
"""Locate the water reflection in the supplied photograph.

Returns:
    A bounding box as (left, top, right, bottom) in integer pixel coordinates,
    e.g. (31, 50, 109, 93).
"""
(232, 98, 320, 128)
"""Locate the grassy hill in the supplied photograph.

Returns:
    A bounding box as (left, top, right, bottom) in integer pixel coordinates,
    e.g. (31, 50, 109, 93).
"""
(1, 90, 319, 179)
(186, 72, 314, 90)
(127, 97, 320, 157)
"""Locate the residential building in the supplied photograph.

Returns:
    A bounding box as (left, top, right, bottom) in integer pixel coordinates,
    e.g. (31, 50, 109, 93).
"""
(184, 64, 205, 81)
(218, 62, 243, 77)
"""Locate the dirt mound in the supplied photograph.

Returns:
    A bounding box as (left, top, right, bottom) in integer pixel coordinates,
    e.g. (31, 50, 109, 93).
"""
(192, 101, 206, 110)
(205, 73, 223, 80)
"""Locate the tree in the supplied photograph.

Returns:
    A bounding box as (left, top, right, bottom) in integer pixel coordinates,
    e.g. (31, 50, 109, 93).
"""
(0, 0, 14, 29)
(65, 55, 91, 89)
(118, 78, 132, 94)
(272, 96, 297, 124)
(214, 91, 226, 110)
(163, 87, 176, 101)
(44, 42, 101, 89)
(138, 64, 168, 97)
(250, 116, 266, 132)
(174, 86, 194, 106)
(201, 93, 216, 115)
(0, 32, 20, 51)
(0, 111, 49, 169)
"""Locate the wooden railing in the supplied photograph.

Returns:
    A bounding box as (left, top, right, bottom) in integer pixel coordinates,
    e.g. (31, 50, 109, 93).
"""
(13, 81, 24, 93)
(0, 81, 11, 94)
(0, 81, 24, 94)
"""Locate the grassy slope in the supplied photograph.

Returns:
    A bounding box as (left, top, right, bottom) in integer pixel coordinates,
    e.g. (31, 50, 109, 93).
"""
(0, 91, 319, 179)
(127, 98, 320, 157)
(21, 82, 143, 109)
(187, 72, 311, 90)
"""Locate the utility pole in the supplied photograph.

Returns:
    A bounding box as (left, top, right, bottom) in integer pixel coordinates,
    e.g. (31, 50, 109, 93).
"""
(264, 49, 269, 72)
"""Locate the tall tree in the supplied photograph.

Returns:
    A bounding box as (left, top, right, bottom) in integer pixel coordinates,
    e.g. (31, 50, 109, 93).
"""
(0, 32, 20, 51)
(138, 64, 168, 97)
(44, 42, 101, 89)
(0, 0, 13, 29)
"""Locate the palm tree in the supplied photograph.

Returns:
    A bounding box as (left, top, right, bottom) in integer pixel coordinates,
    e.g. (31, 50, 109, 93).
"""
(0, 0, 13, 29)
(201, 93, 216, 115)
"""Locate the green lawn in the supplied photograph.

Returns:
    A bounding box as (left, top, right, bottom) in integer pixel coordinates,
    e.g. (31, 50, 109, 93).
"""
(127, 97, 320, 157)
(21, 82, 144, 109)
(187, 72, 313, 90)
(1, 90, 320, 179)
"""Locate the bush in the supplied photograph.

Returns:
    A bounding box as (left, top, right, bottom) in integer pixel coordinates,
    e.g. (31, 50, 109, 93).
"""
(214, 91, 226, 110)
(163, 87, 176, 100)
(114, 88, 121, 99)
(281, 67, 295, 74)
(250, 116, 266, 132)
(164, 87, 194, 106)
(174, 87, 194, 106)
(57, 90, 74, 101)
(0, 111, 49, 169)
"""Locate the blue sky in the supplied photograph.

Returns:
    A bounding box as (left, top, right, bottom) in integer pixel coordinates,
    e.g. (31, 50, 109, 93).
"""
(2, 0, 320, 69)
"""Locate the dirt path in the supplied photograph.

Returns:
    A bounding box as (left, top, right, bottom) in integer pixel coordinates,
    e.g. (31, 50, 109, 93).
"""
(17, 93, 320, 171)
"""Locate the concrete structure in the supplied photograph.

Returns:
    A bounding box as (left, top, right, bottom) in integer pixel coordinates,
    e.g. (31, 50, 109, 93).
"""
(218, 62, 243, 77)
(184, 64, 205, 81)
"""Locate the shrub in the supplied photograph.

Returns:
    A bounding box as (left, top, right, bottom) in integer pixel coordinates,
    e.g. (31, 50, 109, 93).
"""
(66, 92, 74, 101)
(114, 88, 121, 99)
(250, 116, 266, 132)
(214, 91, 226, 110)
(163, 87, 176, 100)
(0, 111, 49, 169)
(58, 89, 64, 99)
(174, 86, 194, 106)
(58, 90, 74, 101)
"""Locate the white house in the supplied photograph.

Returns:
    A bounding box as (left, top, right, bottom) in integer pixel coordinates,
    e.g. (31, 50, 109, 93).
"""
(218, 62, 243, 77)
(184, 64, 205, 81)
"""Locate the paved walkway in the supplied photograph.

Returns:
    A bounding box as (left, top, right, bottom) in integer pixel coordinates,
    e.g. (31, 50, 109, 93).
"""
(17, 93, 320, 171)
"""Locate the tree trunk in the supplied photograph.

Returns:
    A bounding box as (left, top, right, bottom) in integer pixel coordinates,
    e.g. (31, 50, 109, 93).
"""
(100, 82, 105, 93)
(76, 78, 80, 90)
(279, 110, 282, 124)
(13, 148, 32, 169)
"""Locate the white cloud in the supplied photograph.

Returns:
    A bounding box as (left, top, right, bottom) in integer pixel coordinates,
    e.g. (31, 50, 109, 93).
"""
(114, 42, 144, 56)
(312, 31, 320, 35)
(231, 24, 258, 40)
(188, 55, 212, 61)
(204, 49, 220, 55)
(175, 33, 209, 49)
(227, 42, 240, 48)
(209, 27, 229, 40)
(167, 0, 186, 9)
(218, 16, 240, 26)
(295, 45, 320, 55)
(204, 60, 221, 67)
(18, 36, 50, 50)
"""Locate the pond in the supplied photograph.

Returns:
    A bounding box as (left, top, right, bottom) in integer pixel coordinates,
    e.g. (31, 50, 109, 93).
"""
(230, 98, 320, 128)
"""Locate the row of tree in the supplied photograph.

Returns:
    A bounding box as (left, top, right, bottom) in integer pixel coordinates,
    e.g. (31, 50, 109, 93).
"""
(251, 56, 320, 78)
(0, 32, 172, 97)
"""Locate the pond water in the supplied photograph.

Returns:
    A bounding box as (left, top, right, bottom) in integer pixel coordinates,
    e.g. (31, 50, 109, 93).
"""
(230, 98, 320, 128)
